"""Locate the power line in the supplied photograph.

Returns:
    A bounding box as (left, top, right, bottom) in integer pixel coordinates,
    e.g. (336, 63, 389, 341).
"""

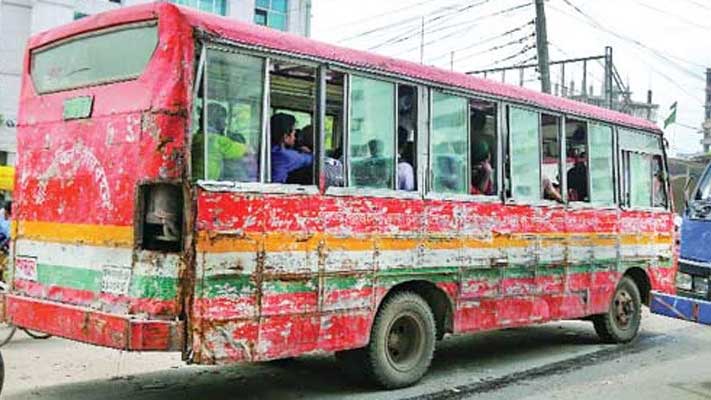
(450, 32, 535, 66)
(550, 1, 705, 105)
(383, 2, 532, 55)
(338, 0, 487, 44)
(427, 20, 534, 62)
(319, 0, 444, 33)
(627, 0, 711, 31)
(560, 0, 705, 82)
(368, 0, 496, 51)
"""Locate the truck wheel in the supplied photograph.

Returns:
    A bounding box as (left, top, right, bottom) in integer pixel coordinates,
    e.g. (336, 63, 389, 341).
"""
(365, 292, 436, 389)
(593, 276, 642, 343)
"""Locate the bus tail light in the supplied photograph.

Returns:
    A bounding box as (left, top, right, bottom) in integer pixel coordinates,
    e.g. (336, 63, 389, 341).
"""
(139, 183, 183, 252)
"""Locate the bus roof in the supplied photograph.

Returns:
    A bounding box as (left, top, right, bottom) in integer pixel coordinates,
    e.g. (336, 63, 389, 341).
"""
(28, 2, 661, 134)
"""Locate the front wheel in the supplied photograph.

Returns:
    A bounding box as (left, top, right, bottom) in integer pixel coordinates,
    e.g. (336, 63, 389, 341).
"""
(365, 292, 436, 389)
(593, 276, 642, 343)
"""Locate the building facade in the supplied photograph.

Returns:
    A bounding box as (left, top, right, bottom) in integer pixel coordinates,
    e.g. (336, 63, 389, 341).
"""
(0, 0, 312, 166)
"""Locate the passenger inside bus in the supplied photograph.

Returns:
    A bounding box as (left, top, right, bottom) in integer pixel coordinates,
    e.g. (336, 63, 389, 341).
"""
(192, 103, 249, 181)
(270, 113, 314, 183)
(398, 85, 417, 191)
(469, 102, 497, 196)
(566, 124, 589, 202)
(397, 127, 415, 191)
(653, 155, 668, 208)
(541, 114, 563, 203)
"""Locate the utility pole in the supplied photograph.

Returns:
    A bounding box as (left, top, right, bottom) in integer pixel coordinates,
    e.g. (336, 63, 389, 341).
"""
(534, 0, 551, 94)
(704, 68, 711, 153)
(420, 17, 425, 64)
(604, 46, 614, 109)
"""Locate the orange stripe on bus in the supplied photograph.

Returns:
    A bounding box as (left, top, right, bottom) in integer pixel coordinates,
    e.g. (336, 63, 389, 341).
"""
(16, 221, 133, 247)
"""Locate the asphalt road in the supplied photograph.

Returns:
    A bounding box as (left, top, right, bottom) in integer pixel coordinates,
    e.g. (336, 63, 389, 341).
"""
(3, 310, 708, 400)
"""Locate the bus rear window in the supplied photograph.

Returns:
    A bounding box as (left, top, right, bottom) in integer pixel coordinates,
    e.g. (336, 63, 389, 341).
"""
(31, 22, 158, 94)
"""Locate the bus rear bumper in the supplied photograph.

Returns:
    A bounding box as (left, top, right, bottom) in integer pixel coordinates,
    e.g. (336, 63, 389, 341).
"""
(650, 291, 711, 326)
(5, 294, 184, 351)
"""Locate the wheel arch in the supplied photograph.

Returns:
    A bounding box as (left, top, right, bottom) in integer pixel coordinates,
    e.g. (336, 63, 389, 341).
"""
(623, 267, 652, 305)
(374, 280, 454, 340)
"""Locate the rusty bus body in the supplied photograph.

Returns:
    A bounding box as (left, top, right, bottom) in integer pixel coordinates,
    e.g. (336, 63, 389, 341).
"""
(6, 3, 676, 388)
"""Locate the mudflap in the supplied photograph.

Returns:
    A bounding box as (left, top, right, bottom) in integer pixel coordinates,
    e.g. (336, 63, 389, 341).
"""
(650, 291, 711, 326)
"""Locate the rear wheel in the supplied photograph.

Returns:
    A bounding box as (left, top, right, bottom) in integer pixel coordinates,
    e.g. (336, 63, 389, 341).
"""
(0, 350, 4, 395)
(0, 324, 16, 348)
(593, 276, 642, 343)
(22, 329, 51, 340)
(365, 292, 436, 389)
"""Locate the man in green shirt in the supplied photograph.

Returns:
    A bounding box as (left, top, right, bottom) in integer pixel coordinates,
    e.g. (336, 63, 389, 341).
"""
(192, 103, 247, 180)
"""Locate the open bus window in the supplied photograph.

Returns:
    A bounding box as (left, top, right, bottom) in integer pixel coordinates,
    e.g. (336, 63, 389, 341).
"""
(397, 85, 417, 192)
(192, 49, 264, 182)
(431, 91, 468, 194)
(269, 60, 317, 185)
(322, 70, 345, 188)
(470, 99, 497, 196)
(566, 120, 589, 202)
(508, 106, 540, 202)
(541, 114, 562, 202)
(588, 123, 615, 206)
(348, 76, 396, 190)
(653, 155, 668, 208)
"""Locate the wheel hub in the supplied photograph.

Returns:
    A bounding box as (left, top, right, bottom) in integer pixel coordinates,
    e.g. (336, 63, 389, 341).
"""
(386, 313, 424, 372)
(613, 289, 635, 329)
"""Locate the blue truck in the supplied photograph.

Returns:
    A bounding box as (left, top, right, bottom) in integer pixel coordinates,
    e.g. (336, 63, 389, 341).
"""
(651, 162, 711, 325)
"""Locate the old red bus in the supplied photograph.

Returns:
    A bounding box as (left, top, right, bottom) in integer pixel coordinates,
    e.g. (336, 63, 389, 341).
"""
(5, 3, 675, 389)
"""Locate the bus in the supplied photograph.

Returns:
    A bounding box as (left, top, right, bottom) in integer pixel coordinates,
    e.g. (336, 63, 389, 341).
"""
(652, 162, 711, 325)
(5, 3, 675, 389)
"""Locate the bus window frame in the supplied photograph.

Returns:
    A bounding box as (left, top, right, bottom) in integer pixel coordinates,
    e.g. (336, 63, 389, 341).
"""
(193, 42, 321, 195)
(425, 91, 504, 203)
(30, 20, 159, 95)
(505, 103, 559, 207)
(618, 127, 668, 212)
(326, 69, 421, 200)
(538, 111, 565, 207)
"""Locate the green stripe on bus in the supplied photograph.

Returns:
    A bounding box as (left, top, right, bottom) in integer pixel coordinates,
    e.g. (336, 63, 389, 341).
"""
(34, 264, 178, 300)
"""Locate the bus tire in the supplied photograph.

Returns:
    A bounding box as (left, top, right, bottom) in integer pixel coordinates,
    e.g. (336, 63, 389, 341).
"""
(366, 291, 436, 389)
(22, 329, 51, 340)
(0, 350, 5, 395)
(593, 276, 642, 344)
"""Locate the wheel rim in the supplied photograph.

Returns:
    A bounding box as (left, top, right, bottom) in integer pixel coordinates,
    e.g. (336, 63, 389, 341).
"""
(613, 288, 635, 330)
(385, 312, 425, 372)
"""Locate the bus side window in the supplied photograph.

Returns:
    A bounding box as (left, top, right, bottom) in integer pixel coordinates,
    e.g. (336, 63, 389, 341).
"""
(588, 123, 615, 206)
(348, 76, 396, 190)
(566, 120, 589, 203)
(541, 114, 562, 202)
(193, 50, 264, 182)
(653, 155, 668, 208)
(397, 84, 417, 192)
(470, 99, 497, 196)
(323, 71, 345, 188)
(269, 60, 317, 185)
(508, 106, 540, 202)
(431, 91, 468, 194)
(629, 152, 653, 208)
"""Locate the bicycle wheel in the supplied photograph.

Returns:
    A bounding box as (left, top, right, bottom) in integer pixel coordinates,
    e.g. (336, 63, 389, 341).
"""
(0, 324, 16, 348)
(22, 329, 51, 340)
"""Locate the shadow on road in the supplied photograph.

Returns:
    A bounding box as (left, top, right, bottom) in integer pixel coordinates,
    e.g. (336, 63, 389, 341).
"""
(9, 322, 622, 400)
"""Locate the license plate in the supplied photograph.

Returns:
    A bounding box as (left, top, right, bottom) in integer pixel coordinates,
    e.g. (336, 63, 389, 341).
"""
(101, 265, 132, 296)
(15, 256, 38, 281)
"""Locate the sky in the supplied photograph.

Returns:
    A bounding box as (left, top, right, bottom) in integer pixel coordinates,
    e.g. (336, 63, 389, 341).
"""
(309, 0, 711, 156)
